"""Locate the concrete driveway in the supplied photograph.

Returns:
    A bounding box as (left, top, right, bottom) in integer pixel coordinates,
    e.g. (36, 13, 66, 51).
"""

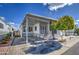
(63, 42, 79, 55)
(11, 37, 26, 46)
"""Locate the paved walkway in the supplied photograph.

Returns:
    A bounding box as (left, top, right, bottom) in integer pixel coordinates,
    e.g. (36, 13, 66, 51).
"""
(0, 37, 28, 55)
(0, 44, 27, 55)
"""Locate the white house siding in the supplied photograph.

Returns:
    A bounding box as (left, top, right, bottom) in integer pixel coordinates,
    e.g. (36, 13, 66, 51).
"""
(56, 30, 74, 36)
(65, 30, 75, 36)
(27, 15, 50, 35)
(33, 23, 40, 34)
(0, 18, 13, 41)
(19, 14, 52, 41)
(0, 17, 13, 35)
(7, 25, 13, 33)
(0, 20, 9, 35)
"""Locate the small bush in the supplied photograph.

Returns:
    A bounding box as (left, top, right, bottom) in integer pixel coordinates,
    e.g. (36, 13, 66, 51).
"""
(75, 28, 79, 35)
(0, 33, 11, 44)
(1, 40, 8, 44)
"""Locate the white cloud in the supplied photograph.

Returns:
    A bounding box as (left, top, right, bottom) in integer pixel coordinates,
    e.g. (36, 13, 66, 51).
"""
(43, 3, 73, 11)
(76, 20, 79, 22)
(9, 22, 19, 30)
(75, 22, 78, 25)
(43, 3, 47, 5)
(9, 22, 15, 25)
(0, 16, 5, 20)
(75, 20, 79, 25)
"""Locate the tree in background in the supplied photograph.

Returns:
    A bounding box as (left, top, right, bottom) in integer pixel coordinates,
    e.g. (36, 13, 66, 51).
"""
(50, 20, 57, 39)
(50, 16, 75, 41)
(56, 16, 75, 41)
(76, 28, 79, 35)
(57, 16, 75, 30)
(75, 27, 79, 35)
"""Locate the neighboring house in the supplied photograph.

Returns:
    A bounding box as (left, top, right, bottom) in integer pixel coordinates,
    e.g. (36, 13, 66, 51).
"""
(0, 17, 14, 41)
(13, 31, 20, 37)
(56, 30, 75, 36)
(19, 13, 55, 43)
(65, 30, 75, 36)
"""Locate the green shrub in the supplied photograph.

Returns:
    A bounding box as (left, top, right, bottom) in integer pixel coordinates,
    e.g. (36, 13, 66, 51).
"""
(75, 28, 79, 35)
(0, 33, 11, 44)
(1, 40, 8, 44)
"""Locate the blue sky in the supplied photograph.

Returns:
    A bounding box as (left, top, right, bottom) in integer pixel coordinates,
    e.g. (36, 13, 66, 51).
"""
(0, 3, 79, 29)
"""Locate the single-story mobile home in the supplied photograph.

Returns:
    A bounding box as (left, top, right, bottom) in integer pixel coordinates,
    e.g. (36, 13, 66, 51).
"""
(19, 14, 75, 43)
(19, 14, 55, 43)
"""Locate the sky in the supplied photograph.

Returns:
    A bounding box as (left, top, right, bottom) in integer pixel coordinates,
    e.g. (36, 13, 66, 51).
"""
(0, 3, 79, 30)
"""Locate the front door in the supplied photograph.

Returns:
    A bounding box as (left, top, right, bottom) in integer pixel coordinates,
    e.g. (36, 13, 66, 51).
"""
(40, 24, 48, 35)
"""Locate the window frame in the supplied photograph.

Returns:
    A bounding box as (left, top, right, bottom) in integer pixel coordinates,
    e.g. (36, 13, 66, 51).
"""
(35, 26, 37, 31)
(0, 23, 4, 29)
